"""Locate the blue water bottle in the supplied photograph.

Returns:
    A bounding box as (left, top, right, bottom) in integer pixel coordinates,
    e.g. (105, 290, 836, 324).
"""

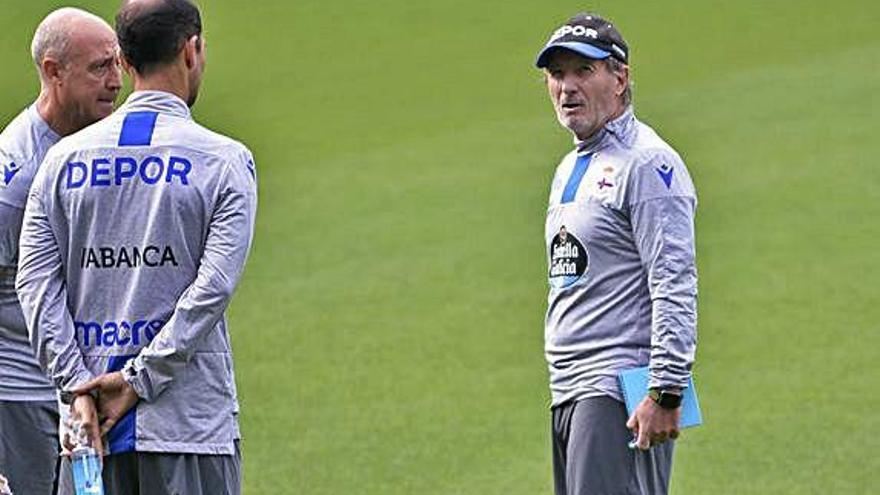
(70, 421, 104, 495)
(0, 471, 13, 495)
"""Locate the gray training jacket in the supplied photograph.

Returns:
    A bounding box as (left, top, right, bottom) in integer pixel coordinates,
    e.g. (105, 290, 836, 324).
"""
(16, 91, 257, 455)
(544, 106, 697, 407)
(0, 104, 60, 402)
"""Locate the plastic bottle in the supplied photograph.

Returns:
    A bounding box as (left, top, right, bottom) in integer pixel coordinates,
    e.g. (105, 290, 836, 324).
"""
(70, 420, 104, 495)
(0, 472, 13, 495)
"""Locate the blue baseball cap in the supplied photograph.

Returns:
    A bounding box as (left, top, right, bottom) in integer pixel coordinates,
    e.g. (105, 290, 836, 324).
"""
(535, 13, 629, 68)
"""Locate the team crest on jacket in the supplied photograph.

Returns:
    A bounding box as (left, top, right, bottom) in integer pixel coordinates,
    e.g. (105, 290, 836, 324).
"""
(549, 226, 588, 289)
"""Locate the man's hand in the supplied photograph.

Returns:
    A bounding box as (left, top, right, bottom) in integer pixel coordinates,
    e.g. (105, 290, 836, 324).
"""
(75, 372, 140, 436)
(626, 396, 681, 451)
(67, 393, 103, 455)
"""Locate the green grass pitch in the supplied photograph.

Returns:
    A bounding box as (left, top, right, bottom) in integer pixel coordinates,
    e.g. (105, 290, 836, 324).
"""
(1, 1, 877, 493)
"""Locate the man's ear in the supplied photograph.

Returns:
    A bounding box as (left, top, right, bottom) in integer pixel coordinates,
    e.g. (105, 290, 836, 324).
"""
(614, 64, 630, 97)
(41, 57, 63, 85)
(183, 35, 200, 69)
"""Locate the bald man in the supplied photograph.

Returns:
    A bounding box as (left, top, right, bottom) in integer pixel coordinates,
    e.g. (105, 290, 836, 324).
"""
(18, 0, 255, 493)
(0, 8, 120, 494)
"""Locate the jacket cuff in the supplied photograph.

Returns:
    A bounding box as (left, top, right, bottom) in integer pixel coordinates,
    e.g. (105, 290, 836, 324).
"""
(648, 365, 691, 390)
(121, 359, 154, 401)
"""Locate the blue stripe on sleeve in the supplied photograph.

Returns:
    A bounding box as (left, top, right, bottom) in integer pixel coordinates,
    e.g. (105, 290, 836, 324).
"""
(118, 111, 158, 146)
(560, 153, 593, 204)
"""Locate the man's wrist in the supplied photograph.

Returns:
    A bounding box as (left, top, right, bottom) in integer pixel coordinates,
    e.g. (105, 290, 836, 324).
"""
(655, 387, 681, 394)
(59, 378, 99, 405)
(60, 389, 97, 405)
(648, 387, 683, 409)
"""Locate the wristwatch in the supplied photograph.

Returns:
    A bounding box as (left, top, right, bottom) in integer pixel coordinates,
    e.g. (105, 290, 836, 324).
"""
(59, 388, 98, 405)
(121, 359, 139, 384)
(648, 388, 682, 409)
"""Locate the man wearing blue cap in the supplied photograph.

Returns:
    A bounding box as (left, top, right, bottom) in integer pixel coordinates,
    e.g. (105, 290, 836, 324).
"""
(535, 13, 698, 495)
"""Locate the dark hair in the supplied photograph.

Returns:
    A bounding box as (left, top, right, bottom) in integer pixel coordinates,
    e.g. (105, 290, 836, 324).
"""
(116, 0, 202, 75)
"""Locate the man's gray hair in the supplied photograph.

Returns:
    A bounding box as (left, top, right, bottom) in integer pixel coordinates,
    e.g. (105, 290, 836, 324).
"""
(30, 7, 107, 70)
(605, 57, 633, 107)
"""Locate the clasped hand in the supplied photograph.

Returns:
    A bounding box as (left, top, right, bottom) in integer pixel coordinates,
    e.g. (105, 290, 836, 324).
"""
(65, 372, 140, 455)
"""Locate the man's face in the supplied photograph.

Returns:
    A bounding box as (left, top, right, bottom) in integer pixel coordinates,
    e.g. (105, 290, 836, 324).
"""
(56, 25, 122, 127)
(544, 49, 626, 140)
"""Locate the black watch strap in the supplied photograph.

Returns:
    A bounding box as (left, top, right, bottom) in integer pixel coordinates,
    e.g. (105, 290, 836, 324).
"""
(59, 388, 98, 405)
(648, 388, 682, 409)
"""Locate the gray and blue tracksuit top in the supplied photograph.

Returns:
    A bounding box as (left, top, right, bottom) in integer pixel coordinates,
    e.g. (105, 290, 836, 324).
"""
(16, 91, 257, 455)
(0, 104, 60, 402)
(544, 106, 698, 407)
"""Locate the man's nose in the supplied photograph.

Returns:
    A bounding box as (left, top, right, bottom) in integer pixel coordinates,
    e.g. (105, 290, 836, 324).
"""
(106, 64, 123, 91)
(559, 72, 579, 93)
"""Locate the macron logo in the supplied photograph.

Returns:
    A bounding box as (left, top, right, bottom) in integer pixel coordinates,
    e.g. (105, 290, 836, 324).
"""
(656, 163, 674, 189)
(2, 161, 21, 186)
(550, 25, 599, 42)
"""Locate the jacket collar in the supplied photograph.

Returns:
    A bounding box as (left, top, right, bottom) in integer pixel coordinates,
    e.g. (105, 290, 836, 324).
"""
(120, 90, 192, 120)
(575, 105, 637, 153)
(28, 104, 60, 143)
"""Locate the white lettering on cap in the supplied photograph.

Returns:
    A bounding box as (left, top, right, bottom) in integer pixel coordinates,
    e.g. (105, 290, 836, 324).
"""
(549, 25, 599, 42)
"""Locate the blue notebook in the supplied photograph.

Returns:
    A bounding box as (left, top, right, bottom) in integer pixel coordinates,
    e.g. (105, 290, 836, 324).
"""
(618, 367, 703, 428)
